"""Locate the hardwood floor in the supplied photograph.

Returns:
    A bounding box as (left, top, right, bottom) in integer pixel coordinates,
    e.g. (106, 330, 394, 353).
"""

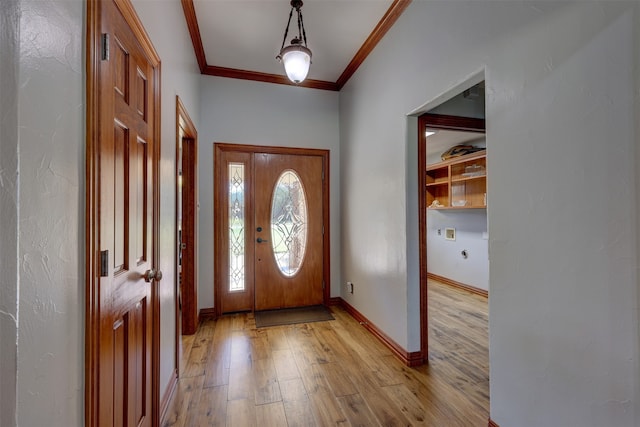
(163, 280, 489, 426)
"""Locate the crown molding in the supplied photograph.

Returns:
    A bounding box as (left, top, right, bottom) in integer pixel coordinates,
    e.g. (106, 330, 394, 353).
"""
(181, 0, 206, 72)
(203, 65, 339, 91)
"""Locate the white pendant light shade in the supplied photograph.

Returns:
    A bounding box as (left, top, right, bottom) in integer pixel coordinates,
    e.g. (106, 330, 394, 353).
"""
(277, 0, 312, 84)
(280, 44, 312, 83)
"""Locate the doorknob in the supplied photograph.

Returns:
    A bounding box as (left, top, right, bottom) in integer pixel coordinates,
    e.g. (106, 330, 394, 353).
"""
(257, 237, 268, 243)
(144, 269, 163, 282)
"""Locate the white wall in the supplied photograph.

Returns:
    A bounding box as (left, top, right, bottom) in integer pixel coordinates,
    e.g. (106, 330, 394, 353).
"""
(197, 76, 341, 310)
(428, 87, 485, 119)
(15, 1, 85, 425)
(427, 210, 488, 291)
(132, 0, 201, 402)
(339, 1, 639, 425)
(487, 4, 638, 425)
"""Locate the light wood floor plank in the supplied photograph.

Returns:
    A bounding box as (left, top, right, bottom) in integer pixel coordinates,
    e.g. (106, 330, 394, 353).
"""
(280, 378, 318, 427)
(382, 383, 432, 426)
(272, 348, 301, 381)
(185, 384, 227, 427)
(250, 328, 271, 360)
(344, 362, 413, 427)
(164, 279, 489, 427)
(337, 393, 381, 427)
(254, 402, 288, 427)
(226, 399, 256, 427)
(252, 357, 282, 405)
(161, 375, 204, 427)
(179, 333, 195, 376)
(266, 327, 290, 350)
(299, 361, 333, 395)
(203, 317, 232, 388)
(227, 356, 253, 401)
(317, 362, 358, 397)
(308, 391, 350, 426)
(279, 378, 308, 402)
(311, 322, 356, 362)
(283, 400, 317, 427)
(229, 313, 246, 332)
(182, 320, 215, 378)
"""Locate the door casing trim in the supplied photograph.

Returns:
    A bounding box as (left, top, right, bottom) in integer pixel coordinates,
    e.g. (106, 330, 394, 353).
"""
(213, 143, 331, 316)
(175, 97, 199, 337)
(417, 113, 485, 364)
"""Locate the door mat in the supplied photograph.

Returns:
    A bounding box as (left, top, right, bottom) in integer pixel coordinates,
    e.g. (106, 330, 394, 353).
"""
(255, 305, 334, 328)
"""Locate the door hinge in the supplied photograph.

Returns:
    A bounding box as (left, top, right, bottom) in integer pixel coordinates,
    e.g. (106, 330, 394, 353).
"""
(101, 33, 110, 61)
(100, 250, 109, 277)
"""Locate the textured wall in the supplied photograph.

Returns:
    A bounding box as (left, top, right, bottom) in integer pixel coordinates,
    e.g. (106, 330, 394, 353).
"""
(427, 210, 489, 291)
(0, 0, 20, 425)
(17, 0, 84, 425)
(339, 1, 639, 425)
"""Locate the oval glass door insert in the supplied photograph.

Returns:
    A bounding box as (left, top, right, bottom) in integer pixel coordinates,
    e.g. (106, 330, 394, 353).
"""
(271, 170, 308, 277)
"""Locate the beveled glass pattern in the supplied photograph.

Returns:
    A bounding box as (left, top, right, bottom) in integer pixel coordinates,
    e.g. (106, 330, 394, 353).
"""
(271, 170, 308, 277)
(229, 163, 245, 291)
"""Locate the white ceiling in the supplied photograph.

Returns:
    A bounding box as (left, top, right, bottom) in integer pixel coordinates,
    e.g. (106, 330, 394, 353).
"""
(192, 0, 394, 83)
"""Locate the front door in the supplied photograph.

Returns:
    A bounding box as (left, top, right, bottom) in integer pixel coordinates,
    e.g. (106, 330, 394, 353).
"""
(215, 145, 328, 314)
(87, 0, 161, 424)
(254, 153, 324, 310)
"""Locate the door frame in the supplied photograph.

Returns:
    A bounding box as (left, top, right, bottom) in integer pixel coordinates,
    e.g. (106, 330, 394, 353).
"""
(213, 143, 331, 316)
(175, 96, 199, 338)
(85, 0, 162, 424)
(417, 113, 485, 362)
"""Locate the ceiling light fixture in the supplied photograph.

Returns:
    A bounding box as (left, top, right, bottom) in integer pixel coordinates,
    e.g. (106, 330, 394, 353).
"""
(276, 0, 312, 84)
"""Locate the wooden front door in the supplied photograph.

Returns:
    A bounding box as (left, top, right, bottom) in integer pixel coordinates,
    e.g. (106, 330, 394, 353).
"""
(214, 145, 328, 314)
(87, 0, 161, 425)
(254, 153, 324, 310)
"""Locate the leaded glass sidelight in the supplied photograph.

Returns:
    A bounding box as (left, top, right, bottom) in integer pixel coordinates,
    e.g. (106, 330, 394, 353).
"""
(271, 170, 308, 277)
(228, 163, 245, 291)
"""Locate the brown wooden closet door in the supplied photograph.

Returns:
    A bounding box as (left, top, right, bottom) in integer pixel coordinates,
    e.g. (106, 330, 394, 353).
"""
(97, 0, 157, 424)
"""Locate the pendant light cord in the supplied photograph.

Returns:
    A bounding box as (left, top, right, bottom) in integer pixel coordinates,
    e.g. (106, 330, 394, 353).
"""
(280, 7, 294, 51)
(298, 8, 307, 47)
(279, 2, 308, 51)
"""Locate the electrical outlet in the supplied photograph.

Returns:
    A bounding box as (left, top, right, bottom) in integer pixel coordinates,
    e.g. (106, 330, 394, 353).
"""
(347, 281, 354, 294)
(437, 229, 441, 236)
(445, 228, 456, 241)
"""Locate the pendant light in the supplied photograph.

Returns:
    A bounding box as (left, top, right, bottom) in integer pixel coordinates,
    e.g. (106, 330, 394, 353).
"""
(276, 0, 312, 84)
